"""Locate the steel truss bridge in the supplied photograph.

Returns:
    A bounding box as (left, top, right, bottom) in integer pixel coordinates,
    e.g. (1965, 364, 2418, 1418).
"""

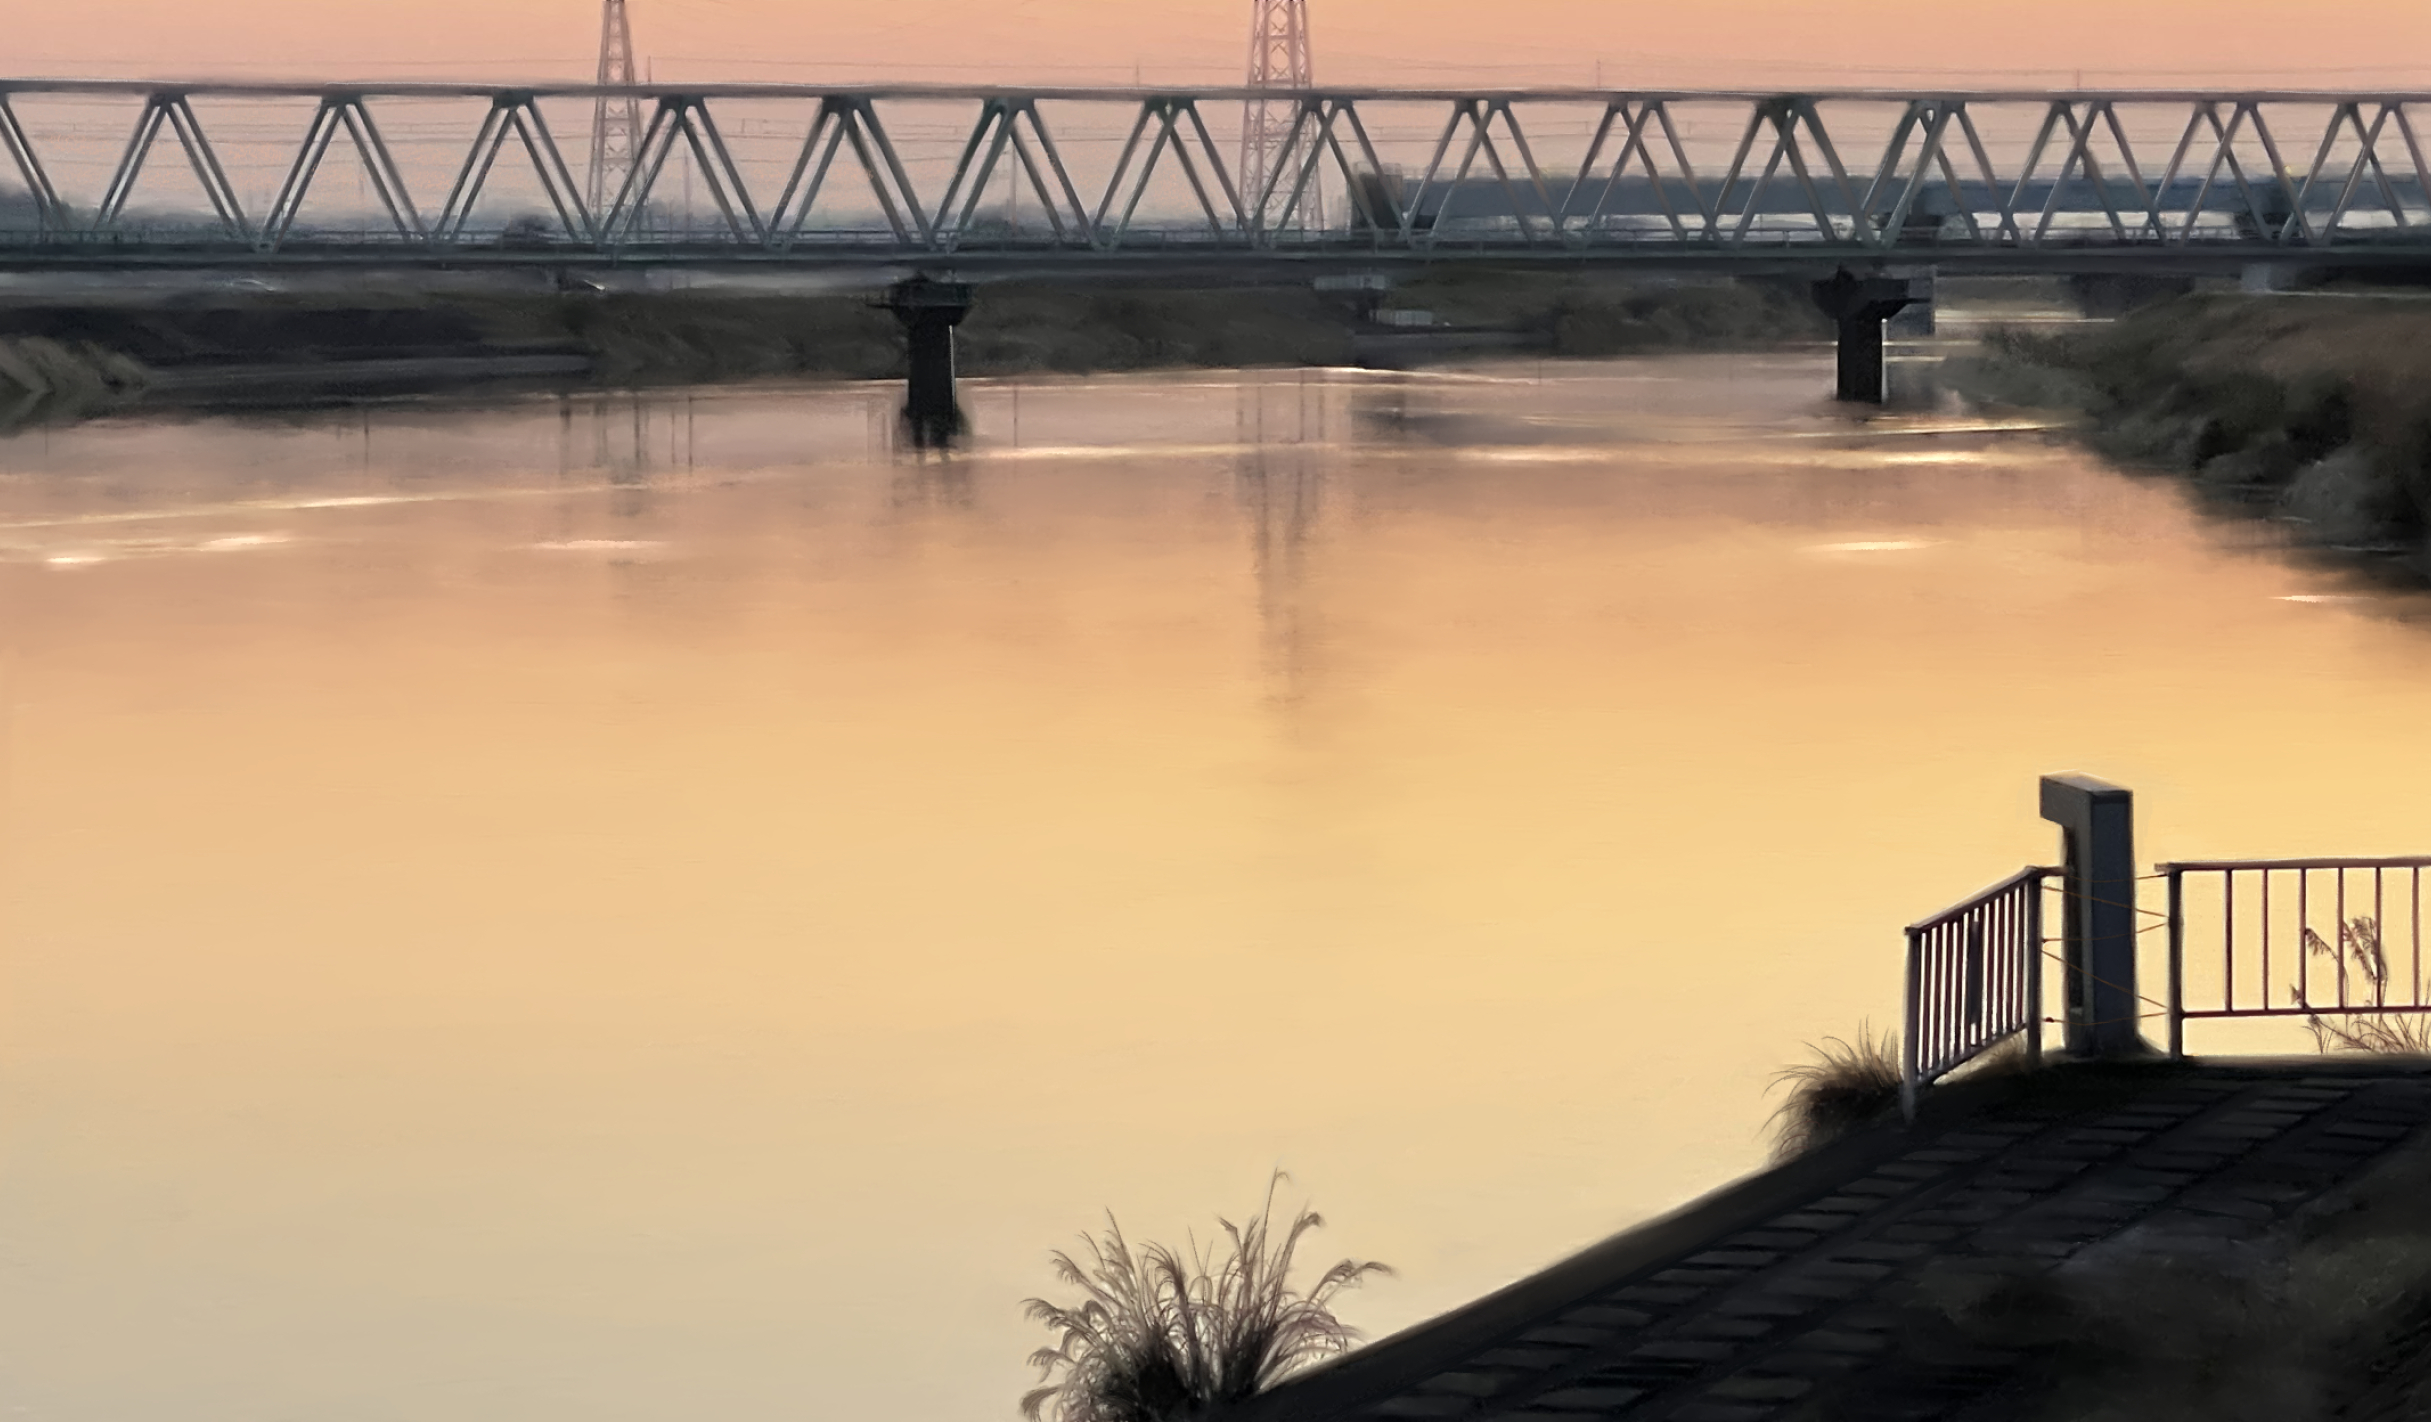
(10, 82, 2431, 271)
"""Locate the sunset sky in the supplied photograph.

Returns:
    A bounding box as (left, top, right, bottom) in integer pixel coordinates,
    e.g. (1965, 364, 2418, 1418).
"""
(13, 0, 2431, 89)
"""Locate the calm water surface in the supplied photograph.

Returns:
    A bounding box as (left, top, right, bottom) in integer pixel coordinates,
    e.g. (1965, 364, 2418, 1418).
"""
(5, 356, 2430, 1422)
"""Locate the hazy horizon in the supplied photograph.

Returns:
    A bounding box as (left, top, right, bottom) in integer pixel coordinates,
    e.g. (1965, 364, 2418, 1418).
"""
(12, 0, 2431, 90)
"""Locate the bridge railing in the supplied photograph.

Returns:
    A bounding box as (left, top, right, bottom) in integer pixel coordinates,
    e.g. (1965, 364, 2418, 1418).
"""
(1902, 866, 2050, 1120)
(2162, 857, 2431, 1058)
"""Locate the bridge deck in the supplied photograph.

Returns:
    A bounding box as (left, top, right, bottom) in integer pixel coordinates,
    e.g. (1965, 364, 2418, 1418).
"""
(1230, 1060, 2431, 1422)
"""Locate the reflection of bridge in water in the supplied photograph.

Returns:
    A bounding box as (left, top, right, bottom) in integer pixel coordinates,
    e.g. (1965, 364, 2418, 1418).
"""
(6, 83, 2431, 271)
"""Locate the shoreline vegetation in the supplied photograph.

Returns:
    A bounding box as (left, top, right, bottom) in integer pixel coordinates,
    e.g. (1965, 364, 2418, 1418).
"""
(0, 271, 1830, 430)
(1952, 289, 2431, 585)
(1024, 1175, 1386, 1422)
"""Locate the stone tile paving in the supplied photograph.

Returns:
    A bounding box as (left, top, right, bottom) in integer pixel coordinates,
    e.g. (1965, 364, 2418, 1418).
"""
(1282, 1065, 2431, 1422)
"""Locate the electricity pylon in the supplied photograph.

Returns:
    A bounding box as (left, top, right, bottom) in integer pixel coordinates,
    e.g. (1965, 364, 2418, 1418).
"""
(1241, 0, 1323, 233)
(588, 0, 641, 220)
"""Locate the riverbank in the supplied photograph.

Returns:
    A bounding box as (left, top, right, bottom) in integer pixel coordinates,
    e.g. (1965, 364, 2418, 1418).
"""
(1953, 292, 2431, 581)
(0, 272, 1829, 429)
(1232, 1060, 2431, 1422)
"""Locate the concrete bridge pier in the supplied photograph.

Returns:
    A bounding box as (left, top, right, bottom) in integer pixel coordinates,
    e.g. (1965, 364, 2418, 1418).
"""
(881, 276, 974, 448)
(1810, 269, 1914, 404)
(1886, 266, 1936, 337)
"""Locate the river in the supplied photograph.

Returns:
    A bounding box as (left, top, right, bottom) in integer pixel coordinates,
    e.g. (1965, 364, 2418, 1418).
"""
(5, 352, 2430, 1422)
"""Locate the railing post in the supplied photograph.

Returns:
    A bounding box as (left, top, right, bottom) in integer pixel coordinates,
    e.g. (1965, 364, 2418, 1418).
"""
(2166, 867, 2185, 1059)
(2040, 773, 2144, 1059)
(1901, 926, 1922, 1122)
(2026, 871, 2044, 1071)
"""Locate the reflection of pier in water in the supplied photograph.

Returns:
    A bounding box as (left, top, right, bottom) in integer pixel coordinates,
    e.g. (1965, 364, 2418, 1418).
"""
(1235, 373, 1331, 712)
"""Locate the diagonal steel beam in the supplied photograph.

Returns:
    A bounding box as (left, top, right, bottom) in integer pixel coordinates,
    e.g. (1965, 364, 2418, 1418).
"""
(848, 100, 933, 248)
(0, 96, 61, 231)
(95, 97, 170, 228)
(601, 99, 680, 240)
(263, 98, 345, 247)
(680, 99, 764, 242)
(1021, 101, 1098, 241)
(1269, 98, 1354, 238)
(771, 98, 926, 246)
(1773, 105, 1847, 245)
(342, 100, 425, 239)
(1249, 99, 1319, 236)
(1093, 101, 1162, 240)
(162, 96, 252, 240)
(1426, 101, 1499, 250)
(1647, 102, 1713, 234)
(1487, 100, 1560, 244)
(2393, 105, 2431, 229)
(2355, 103, 2409, 229)
(1159, 101, 1235, 239)
(1859, 101, 1928, 221)
(1726, 103, 1799, 245)
(932, 100, 1010, 245)
(1103, 101, 1192, 246)
(1878, 102, 1958, 245)
(1707, 103, 1771, 243)
(2095, 102, 2160, 240)
(1789, 99, 1866, 244)
(2243, 104, 2303, 242)
(1401, 101, 1471, 245)
(435, 99, 513, 242)
(1304, 101, 1384, 236)
(1562, 102, 1626, 232)
(1950, 106, 2008, 240)
(508, 98, 594, 243)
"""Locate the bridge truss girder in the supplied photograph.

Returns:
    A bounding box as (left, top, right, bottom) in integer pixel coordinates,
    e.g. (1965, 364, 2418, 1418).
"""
(8, 84, 2431, 265)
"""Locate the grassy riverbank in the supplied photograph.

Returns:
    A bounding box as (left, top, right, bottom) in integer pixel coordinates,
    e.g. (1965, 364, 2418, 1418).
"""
(1955, 293, 2431, 577)
(0, 272, 1829, 428)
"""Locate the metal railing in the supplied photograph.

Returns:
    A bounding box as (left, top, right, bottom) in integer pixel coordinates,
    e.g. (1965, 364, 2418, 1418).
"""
(1902, 865, 2049, 1119)
(2162, 856, 2431, 1057)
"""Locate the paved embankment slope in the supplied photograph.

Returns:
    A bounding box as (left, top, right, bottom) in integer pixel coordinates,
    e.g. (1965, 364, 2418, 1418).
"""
(1235, 1061, 2431, 1422)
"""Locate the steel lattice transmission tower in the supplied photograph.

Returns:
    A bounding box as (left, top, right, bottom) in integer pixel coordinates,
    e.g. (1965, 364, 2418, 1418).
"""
(1240, 0, 1323, 231)
(588, 0, 642, 219)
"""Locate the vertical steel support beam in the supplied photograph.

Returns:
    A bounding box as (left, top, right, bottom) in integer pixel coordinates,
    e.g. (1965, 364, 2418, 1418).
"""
(2041, 773, 2143, 1060)
(2166, 867, 2185, 1059)
(2026, 872, 2045, 1070)
(1901, 925, 1922, 1122)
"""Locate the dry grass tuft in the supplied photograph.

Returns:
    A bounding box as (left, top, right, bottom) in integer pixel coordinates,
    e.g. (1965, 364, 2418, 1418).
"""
(1768, 1025, 1904, 1161)
(1021, 1173, 1390, 1422)
(2295, 916, 2431, 1055)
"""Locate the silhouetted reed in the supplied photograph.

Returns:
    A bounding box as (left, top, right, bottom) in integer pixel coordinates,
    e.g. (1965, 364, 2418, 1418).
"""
(1768, 1025, 1904, 1161)
(2297, 916, 2431, 1054)
(1021, 1174, 1389, 1422)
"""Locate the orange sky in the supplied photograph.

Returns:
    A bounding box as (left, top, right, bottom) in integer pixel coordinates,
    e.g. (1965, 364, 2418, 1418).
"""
(14, 0, 2431, 89)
